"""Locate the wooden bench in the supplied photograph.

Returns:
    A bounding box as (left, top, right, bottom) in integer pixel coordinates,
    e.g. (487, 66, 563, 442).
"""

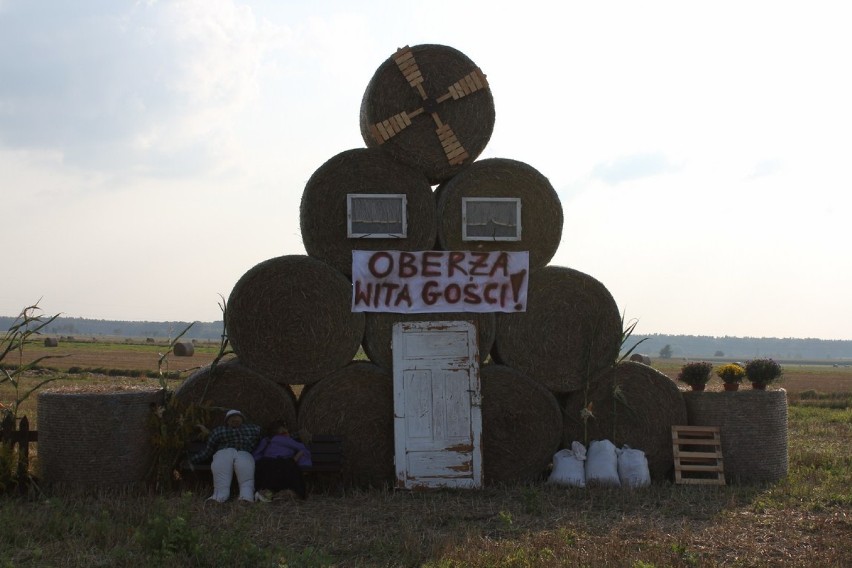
(180, 434, 344, 491)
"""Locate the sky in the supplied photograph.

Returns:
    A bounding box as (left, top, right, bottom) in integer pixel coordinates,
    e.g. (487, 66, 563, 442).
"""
(1, 0, 851, 340)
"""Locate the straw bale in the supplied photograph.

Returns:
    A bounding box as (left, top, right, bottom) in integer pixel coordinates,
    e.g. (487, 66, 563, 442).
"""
(173, 341, 194, 357)
(435, 158, 563, 270)
(37, 387, 163, 488)
(492, 266, 622, 393)
(174, 358, 297, 431)
(297, 361, 394, 488)
(480, 364, 563, 485)
(300, 148, 436, 276)
(561, 361, 687, 481)
(363, 312, 496, 370)
(226, 255, 364, 385)
(683, 390, 788, 483)
(43, 337, 59, 347)
(360, 44, 495, 184)
(630, 354, 652, 365)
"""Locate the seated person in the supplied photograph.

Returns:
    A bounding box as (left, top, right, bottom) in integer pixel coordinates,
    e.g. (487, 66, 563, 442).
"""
(252, 420, 312, 500)
(190, 409, 261, 503)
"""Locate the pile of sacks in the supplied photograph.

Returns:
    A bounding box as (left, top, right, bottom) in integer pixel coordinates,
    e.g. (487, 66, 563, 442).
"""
(547, 440, 650, 488)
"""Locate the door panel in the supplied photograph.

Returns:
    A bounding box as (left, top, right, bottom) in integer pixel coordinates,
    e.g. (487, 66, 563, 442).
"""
(393, 320, 482, 489)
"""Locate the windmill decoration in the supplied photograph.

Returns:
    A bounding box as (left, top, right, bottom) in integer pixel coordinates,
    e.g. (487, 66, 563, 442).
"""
(360, 44, 496, 185)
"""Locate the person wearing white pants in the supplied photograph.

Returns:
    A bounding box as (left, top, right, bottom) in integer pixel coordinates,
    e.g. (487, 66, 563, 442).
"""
(190, 409, 262, 502)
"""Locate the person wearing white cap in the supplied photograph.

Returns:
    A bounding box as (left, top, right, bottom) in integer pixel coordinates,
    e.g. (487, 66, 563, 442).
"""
(190, 409, 262, 502)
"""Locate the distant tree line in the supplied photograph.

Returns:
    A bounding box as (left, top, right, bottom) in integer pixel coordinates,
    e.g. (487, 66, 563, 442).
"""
(0, 316, 224, 341)
(1, 316, 850, 359)
(629, 333, 852, 361)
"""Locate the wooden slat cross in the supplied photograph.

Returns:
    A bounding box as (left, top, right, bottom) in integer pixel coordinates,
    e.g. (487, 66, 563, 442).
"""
(672, 425, 726, 485)
(369, 45, 489, 167)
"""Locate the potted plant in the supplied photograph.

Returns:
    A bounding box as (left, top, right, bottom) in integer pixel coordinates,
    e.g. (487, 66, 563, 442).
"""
(744, 358, 783, 390)
(716, 363, 746, 391)
(677, 361, 713, 391)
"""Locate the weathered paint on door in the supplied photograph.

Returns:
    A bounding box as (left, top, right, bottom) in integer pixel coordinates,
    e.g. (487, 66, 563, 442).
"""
(392, 320, 482, 489)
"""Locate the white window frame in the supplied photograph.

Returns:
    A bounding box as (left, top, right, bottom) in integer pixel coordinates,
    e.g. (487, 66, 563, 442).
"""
(462, 197, 522, 241)
(347, 193, 407, 239)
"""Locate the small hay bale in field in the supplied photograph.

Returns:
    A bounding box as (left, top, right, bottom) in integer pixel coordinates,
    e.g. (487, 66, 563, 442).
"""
(561, 361, 687, 481)
(297, 361, 394, 488)
(173, 341, 194, 357)
(300, 147, 436, 276)
(363, 312, 496, 371)
(683, 390, 788, 483)
(480, 364, 562, 485)
(227, 255, 365, 385)
(174, 359, 297, 431)
(492, 266, 622, 393)
(360, 44, 495, 185)
(37, 386, 163, 489)
(435, 158, 563, 270)
(43, 337, 59, 347)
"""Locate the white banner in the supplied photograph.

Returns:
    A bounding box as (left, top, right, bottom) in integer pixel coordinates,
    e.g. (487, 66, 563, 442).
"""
(352, 250, 529, 313)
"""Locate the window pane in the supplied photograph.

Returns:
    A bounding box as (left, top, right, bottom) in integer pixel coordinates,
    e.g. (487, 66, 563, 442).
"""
(348, 194, 407, 238)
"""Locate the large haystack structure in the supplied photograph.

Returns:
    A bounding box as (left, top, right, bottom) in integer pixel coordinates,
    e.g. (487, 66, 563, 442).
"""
(363, 312, 496, 371)
(360, 44, 495, 185)
(174, 359, 298, 431)
(480, 364, 562, 485)
(297, 362, 395, 488)
(492, 266, 623, 393)
(300, 147, 436, 277)
(435, 158, 563, 270)
(561, 361, 687, 481)
(226, 255, 364, 385)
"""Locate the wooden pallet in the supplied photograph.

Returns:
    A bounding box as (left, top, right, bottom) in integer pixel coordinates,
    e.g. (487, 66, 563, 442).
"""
(672, 425, 726, 485)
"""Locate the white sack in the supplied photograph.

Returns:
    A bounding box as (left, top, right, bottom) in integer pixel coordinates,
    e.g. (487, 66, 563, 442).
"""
(585, 439, 620, 487)
(547, 441, 587, 487)
(617, 445, 651, 488)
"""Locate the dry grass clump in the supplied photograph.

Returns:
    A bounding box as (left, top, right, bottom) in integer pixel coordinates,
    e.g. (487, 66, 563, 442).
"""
(226, 255, 364, 385)
(36, 387, 163, 488)
(173, 358, 297, 431)
(297, 361, 394, 488)
(684, 390, 789, 483)
(299, 147, 436, 276)
(561, 361, 688, 480)
(480, 364, 562, 485)
(492, 266, 623, 393)
(435, 158, 563, 270)
(360, 44, 495, 185)
(362, 312, 496, 370)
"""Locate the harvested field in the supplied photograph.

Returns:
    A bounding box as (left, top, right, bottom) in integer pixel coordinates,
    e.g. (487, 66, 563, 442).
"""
(1, 340, 219, 374)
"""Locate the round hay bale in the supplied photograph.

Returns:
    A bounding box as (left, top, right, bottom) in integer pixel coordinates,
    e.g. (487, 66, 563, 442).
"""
(173, 341, 194, 357)
(360, 44, 495, 185)
(300, 147, 436, 276)
(435, 158, 563, 270)
(227, 255, 364, 385)
(561, 361, 687, 481)
(37, 387, 163, 488)
(297, 361, 394, 488)
(174, 359, 297, 431)
(363, 312, 496, 370)
(683, 390, 788, 483)
(480, 364, 562, 485)
(492, 266, 622, 393)
(43, 337, 59, 347)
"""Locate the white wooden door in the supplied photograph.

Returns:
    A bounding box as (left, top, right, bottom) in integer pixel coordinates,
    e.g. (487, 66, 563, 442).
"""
(392, 320, 482, 489)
